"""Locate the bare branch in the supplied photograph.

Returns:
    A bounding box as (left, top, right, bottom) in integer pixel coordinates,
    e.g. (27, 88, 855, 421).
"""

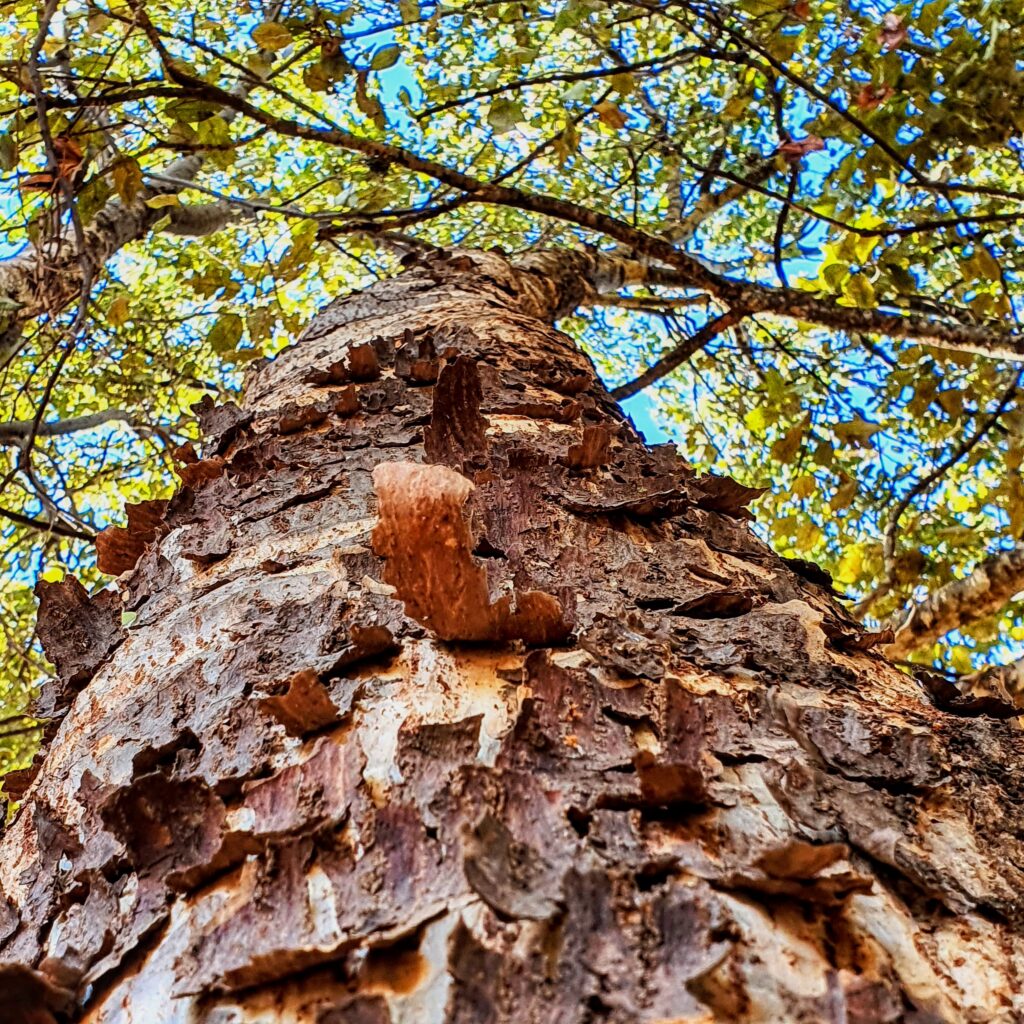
(0, 409, 136, 442)
(610, 311, 740, 400)
(880, 372, 1021, 580)
(0, 505, 94, 542)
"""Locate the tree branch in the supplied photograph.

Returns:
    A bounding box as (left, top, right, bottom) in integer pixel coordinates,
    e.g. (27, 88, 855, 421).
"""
(0, 505, 95, 542)
(610, 310, 740, 400)
(880, 372, 1021, 580)
(884, 543, 1024, 659)
(0, 1, 285, 358)
(0, 408, 136, 442)
(5, 3, 1024, 371)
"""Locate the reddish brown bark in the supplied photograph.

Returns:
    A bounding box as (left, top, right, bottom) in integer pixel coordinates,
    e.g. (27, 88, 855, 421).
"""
(1, 250, 1023, 1023)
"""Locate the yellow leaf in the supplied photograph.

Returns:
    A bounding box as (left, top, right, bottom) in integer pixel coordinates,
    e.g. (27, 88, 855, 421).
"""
(744, 407, 767, 433)
(251, 21, 293, 51)
(144, 194, 180, 209)
(112, 157, 142, 203)
(106, 295, 130, 327)
(836, 544, 865, 585)
(950, 645, 973, 675)
(794, 519, 822, 553)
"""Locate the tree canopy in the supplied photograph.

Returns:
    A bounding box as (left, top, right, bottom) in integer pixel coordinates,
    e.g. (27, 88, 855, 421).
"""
(3, 0, 1024, 772)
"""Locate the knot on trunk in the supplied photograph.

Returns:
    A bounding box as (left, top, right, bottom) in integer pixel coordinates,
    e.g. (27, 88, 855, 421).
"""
(371, 462, 570, 644)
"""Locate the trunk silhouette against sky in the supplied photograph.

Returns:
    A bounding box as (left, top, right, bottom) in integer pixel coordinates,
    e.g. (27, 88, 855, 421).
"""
(1, 249, 1022, 1023)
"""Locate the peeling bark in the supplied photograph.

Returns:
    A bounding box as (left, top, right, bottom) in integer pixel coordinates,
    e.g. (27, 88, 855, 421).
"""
(2, 250, 1024, 1023)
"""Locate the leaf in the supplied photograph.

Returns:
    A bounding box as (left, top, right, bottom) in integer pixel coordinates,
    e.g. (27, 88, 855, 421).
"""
(771, 423, 804, 463)
(398, 0, 420, 22)
(609, 72, 635, 96)
(206, 313, 244, 354)
(744, 407, 768, 433)
(106, 295, 131, 327)
(830, 476, 858, 511)
(246, 305, 275, 344)
(144, 194, 180, 209)
(112, 157, 142, 203)
(595, 101, 628, 129)
(854, 84, 893, 110)
(937, 388, 963, 419)
(878, 13, 908, 51)
(844, 273, 875, 308)
(968, 246, 1001, 282)
(53, 135, 84, 185)
(164, 98, 220, 123)
(87, 7, 112, 32)
(0, 133, 17, 172)
(552, 122, 579, 166)
(791, 474, 816, 499)
(949, 645, 973, 675)
(833, 417, 880, 448)
(355, 71, 386, 129)
(303, 61, 332, 92)
(777, 135, 825, 164)
(75, 176, 112, 224)
(251, 21, 293, 51)
(487, 98, 523, 134)
(370, 44, 401, 70)
(836, 543, 866, 584)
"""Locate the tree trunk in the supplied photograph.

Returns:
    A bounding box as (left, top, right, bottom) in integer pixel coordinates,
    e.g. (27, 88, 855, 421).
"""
(2, 249, 1023, 1024)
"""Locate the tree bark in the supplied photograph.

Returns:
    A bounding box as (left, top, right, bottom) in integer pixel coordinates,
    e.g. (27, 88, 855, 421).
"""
(2, 249, 1023, 1023)
(884, 543, 1024, 659)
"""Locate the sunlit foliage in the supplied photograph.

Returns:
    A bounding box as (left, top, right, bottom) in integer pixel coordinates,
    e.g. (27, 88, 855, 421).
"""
(3, 0, 1024, 770)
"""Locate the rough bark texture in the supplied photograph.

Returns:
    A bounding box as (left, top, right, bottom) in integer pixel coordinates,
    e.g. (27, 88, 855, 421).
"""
(2, 249, 1024, 1023)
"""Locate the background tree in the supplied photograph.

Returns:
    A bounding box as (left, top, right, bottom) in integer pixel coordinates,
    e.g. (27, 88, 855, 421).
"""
(2, 2, 1024, 764)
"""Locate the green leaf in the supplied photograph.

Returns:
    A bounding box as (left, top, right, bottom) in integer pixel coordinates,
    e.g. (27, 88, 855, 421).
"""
(487, 98, 523, 133)
(206, 313, 244, 354)
(398, 0, 420, 23)
(164, 98, 221, 124)
(370, 44, 401, 70)
(844, 273, 875, 308)
(0, 134, 17, 172)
